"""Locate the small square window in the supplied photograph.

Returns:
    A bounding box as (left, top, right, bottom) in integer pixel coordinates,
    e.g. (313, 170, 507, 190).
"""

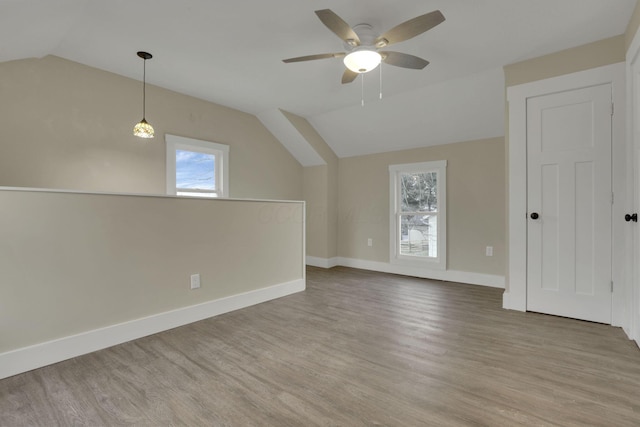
(166, 135, 229, 198)
(176, 150, 216, 195)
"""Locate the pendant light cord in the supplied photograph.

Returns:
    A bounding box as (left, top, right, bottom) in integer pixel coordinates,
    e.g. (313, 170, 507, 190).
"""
(142, 58, 146, 119)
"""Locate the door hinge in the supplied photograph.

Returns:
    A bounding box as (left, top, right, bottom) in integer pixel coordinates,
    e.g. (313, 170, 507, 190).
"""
(611, 103, 614, 116)
(611, 192, 614, 205)
(611, 281, 614, 292)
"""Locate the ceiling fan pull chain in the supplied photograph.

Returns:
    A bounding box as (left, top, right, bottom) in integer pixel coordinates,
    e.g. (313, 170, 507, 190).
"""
(379, 63, 383, 100)
(361, 73, 365, 107)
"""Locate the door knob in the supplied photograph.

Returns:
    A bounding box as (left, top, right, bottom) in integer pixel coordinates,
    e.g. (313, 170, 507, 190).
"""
(530, 212, 539, 220)
(625, 213, 638, 222)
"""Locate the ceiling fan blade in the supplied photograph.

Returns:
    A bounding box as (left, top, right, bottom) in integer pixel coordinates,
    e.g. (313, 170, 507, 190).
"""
(375, 10, 445, 47)
(315, 9, 361, 46)
(283, 52, 345, 63)
(380, 51, 429, 69)
(342, 69, 359, 84)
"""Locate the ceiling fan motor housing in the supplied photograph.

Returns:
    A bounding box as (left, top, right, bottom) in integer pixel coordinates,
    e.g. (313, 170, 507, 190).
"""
(344, 23, 378, 51)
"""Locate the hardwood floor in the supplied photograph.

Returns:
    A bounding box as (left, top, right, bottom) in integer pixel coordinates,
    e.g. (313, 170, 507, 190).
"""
(2, 266, 640, 426)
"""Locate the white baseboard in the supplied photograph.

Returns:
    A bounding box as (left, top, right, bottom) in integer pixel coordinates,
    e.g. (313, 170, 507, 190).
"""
(502, 291, 513, 310)
(502, 290, 527, 311)
(306, 256, 340, 268)
(307, 256, 505, 288)
(0, 278, 305, 380)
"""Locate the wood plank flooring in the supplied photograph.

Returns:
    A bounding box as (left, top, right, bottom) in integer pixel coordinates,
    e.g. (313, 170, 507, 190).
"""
(1, 266, 640, 426)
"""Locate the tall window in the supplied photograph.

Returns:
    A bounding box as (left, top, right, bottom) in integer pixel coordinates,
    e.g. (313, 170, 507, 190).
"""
(166, 134, 229, 198)
(389, 160, 447, 269)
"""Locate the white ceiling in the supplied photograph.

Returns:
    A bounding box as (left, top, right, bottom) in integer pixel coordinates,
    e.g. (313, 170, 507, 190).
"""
(0, 0, 636, 158)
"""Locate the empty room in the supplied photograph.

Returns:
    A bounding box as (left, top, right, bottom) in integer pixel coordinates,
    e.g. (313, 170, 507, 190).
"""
(2, 1, 640, 425)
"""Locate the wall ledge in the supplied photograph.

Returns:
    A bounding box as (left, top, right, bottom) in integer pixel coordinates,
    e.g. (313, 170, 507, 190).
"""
(0, 279, 305, 380)
(0, 186, 303, 205)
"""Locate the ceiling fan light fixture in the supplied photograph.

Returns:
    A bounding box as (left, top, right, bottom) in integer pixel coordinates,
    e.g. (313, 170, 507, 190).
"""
(343, 50, 381, 73)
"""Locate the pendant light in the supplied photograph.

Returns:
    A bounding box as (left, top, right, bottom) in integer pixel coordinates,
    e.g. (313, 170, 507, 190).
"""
(133, 51, 154, 138)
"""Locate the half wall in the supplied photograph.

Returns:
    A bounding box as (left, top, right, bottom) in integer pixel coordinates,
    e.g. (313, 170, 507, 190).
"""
(0, 188, 305, 379)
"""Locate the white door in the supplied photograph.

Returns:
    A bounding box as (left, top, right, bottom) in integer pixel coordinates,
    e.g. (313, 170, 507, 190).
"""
(526, 84, 612, 324)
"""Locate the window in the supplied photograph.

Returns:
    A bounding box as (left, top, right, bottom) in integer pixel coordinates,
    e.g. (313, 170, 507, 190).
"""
(166, 134, 229, 198)
(389, 160, 447, 269)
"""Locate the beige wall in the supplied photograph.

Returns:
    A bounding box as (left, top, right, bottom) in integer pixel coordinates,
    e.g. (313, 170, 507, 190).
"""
(0, 58, 306, 373)
(303, 165, 330, 257)
(338, 137, 505, 276)
(0, 56, 303, 200)
(504, 35, 625, 88)
(626, 0, 640, 51)
(0, 189, 304, 353)
(282, 110, 339, 259)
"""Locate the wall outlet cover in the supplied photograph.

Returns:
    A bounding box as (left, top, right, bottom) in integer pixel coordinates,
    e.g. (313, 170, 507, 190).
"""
(190, 273, 201, 289)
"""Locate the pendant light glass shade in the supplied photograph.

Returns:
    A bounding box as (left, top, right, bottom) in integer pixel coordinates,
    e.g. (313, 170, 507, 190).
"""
(134, 51, 154, 138)
(133, 118, 154, 138)
(343, 50, 382, 73)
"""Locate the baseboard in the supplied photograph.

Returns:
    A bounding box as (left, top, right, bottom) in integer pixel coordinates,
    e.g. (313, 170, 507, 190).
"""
(306, 256, 340, 268)
(502, 291, 512, 310)
(0, 278, 305, 380)
(333, 257, 505, 288)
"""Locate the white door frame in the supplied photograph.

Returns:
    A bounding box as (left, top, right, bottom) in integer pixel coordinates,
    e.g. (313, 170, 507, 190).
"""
(505, 62, 627, 329)
(627, 31, 640, 344)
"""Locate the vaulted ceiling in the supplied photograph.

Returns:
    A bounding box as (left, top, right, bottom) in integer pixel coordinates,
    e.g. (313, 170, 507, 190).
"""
(1, 0, 635, 158)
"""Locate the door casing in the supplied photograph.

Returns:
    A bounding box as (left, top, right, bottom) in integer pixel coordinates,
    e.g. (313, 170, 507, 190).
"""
(626, 32, 640, 344)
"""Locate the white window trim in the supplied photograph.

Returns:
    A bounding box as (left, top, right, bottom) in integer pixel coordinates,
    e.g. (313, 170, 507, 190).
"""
(389, 160, 447, 270)
(165, 134, 229, 198)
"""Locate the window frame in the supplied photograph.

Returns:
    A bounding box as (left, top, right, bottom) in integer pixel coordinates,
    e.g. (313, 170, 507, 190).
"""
(389, 160, 447, 270)
(165, 134, 229, 198)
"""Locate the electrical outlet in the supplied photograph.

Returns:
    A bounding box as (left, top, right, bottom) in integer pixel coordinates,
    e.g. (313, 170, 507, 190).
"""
(485, 246, 493, 257)
(367, 238, 373, 247)
(190, 273, 201, 289)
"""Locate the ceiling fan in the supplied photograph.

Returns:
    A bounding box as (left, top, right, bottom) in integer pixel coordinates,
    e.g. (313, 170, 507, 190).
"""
(283, 9, 445, 84)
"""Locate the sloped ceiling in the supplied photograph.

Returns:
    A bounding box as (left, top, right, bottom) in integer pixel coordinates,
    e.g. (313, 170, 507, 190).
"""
(0, 0, 636, 158)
